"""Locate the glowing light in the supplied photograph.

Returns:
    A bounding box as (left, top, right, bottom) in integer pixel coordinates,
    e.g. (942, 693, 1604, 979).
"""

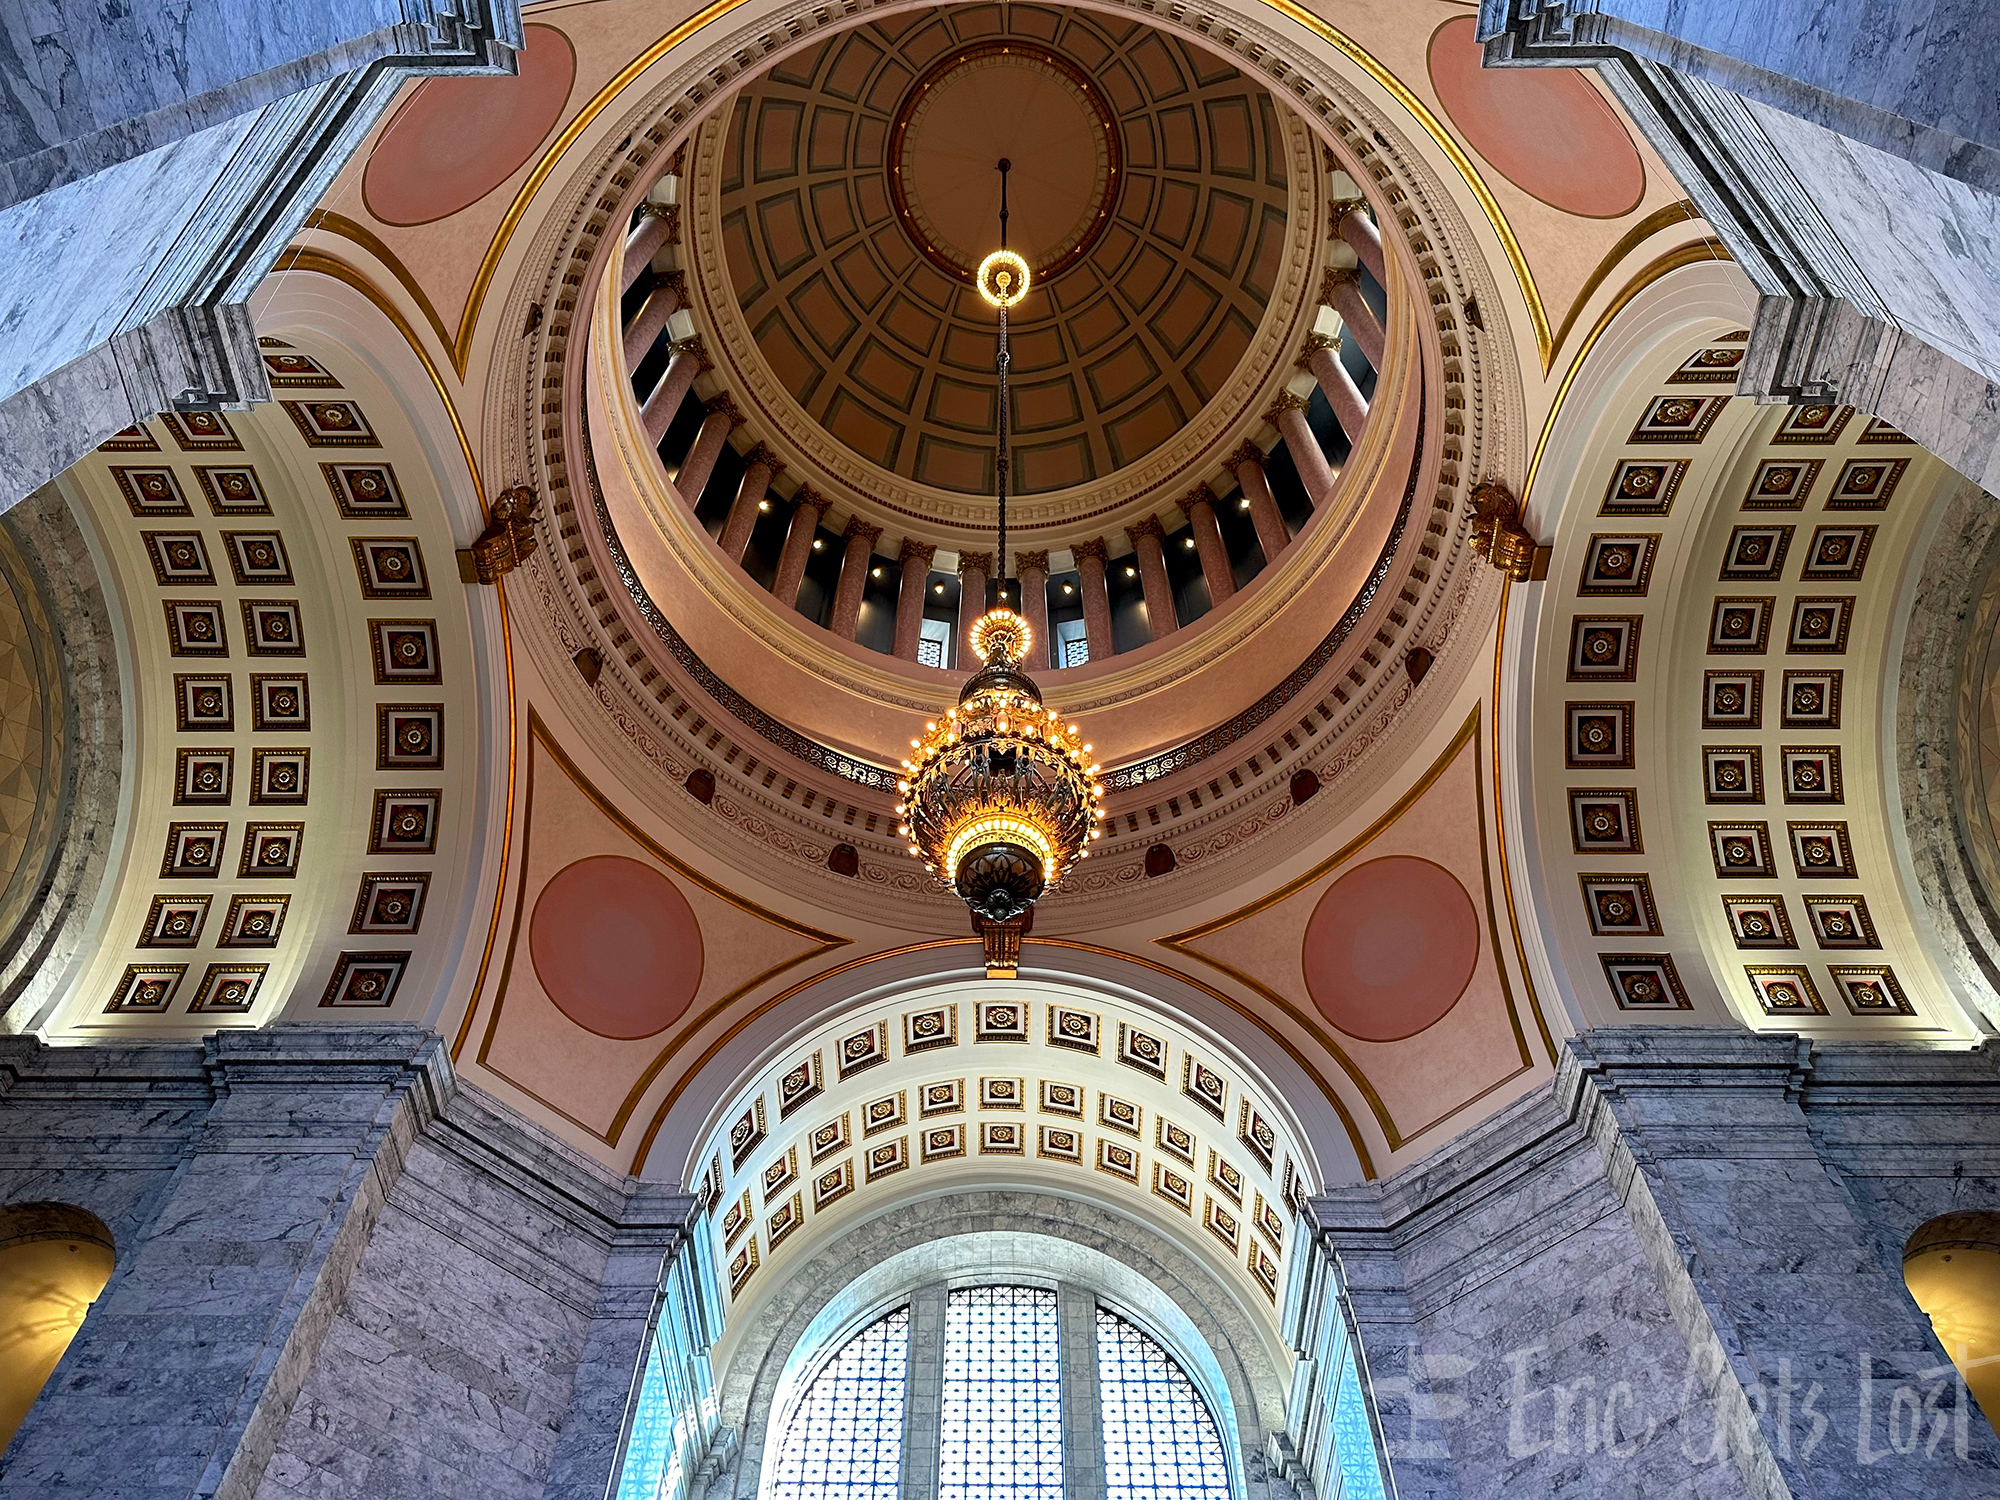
(976, 249, 1032, 308)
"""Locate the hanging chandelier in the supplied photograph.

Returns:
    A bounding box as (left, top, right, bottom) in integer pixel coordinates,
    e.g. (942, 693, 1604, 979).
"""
(897, 162, 1104, 978)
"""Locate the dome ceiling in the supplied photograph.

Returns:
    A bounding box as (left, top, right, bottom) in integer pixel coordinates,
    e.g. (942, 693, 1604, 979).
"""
(705, 5, 1297, 497)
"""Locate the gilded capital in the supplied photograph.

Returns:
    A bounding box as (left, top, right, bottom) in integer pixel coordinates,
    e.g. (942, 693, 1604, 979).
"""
(1298, 332, 1342, 369)
(1319, 266, 1361, 303)
(1014, 549, 1050, 576)
(957, 550, 993, 577)
(742, 444, 785, 477)
(1329, 197, 1368, 234)
(844, 516, 883, 545)
(1071, 537, 1109, 566)
(654, 268, 688, 300)
(1266, 391, 1312, 420)
(703, 393, 743, 426)
(1468, 480, 1539, 583)
(1183, 483, 1219, 515)
(671, 334, 713, 371)
(1227, 441, 1266, 473)
(793, 485, 832, 519)
(1125, 515, 1166, 547)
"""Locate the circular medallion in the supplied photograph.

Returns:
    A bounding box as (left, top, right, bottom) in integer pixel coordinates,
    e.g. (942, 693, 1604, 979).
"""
(887, 41, 1121, 283)
(529, 855, 703, 1040)
(1301, 856, 1481, 1042)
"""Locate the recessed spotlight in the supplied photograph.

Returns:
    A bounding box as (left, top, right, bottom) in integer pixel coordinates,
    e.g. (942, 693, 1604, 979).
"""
(1183, 537, 1195, 549)
(812, 538, 824, 550)
(934, 582, 946, 594)
(1125, 566, 1137, 578)
(1062, 583, 1074, 595)
(871, 567, 882, 578)
(758, 499, 769, 511)
(1239, 498, 1252, 510)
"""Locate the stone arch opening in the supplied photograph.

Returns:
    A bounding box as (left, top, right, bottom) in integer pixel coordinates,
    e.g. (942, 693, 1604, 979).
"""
(0, 1202, 115, 1450)
(1905, 1212, 2000, 1426)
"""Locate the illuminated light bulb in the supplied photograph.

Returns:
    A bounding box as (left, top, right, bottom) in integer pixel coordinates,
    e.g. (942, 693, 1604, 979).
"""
(934, 582, 946, 594)
(758, 500, 770, 512)
(812, 538, 823, 549)
(872, 567, 882, 578)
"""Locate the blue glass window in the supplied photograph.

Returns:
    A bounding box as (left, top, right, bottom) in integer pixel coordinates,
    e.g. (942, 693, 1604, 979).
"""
(768, 1306, 911, 1500)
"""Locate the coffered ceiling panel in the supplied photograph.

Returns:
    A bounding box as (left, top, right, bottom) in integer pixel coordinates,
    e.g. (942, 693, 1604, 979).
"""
(707, 5, 1294, 495)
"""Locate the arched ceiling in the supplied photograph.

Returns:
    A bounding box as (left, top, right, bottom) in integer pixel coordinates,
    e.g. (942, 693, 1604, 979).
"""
(704, 5, 1297, 498)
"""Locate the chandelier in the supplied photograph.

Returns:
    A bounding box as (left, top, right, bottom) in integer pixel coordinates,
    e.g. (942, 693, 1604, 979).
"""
(897, 163, 1104, 977)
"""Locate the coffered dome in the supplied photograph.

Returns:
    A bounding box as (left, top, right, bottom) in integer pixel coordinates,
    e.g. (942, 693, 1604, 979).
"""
(692, 6, 1308, 513)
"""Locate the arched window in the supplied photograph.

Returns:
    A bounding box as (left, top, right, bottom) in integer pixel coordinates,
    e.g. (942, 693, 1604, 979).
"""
(769, 1305, 912, 1500)
(757, 1285, 1246, 1500)
(1097, 1308, 1231, 1500)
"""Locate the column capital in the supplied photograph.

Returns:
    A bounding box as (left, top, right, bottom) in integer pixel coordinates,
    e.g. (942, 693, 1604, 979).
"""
(637, 202, 681, 241)
(1014, 548, 1049, 575)
(1298, 331, 1342, 369)
(672, 334, 713, 371)
(1071, 537, 1109, 565)
(957, 549, 993, 577)
(1183, 482, 1219, 514)
(703, 393, 743, 426)
(793, 485, 832, 519)
(1227, 440, 1267, 473)
(899, 535, 936, 565)
(1319, 265, 1362, 301)
(654, 267, 688, 300)
(1329, 196, 1369, 233)
(1125, 515, 1166, 546)
(844, 516, 882, 545)
(740, 443, 785, 477)
(1266, 390, 1312, 420)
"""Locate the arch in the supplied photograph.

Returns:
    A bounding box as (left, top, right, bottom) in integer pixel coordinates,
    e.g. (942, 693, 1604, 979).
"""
(1904, 1212, 2000, 1427)
(717, 1191, 1291, 1500)
(0, 1202, 115, 1449)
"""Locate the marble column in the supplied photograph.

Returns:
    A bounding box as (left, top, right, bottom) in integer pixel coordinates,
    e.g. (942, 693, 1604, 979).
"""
(772, 487, 832, 610)
(893, 539, 938, 661)
(1330, 197, 1384, 283)
(622, 203, 679, 293)
(1183, 485, 1234, 606)
(622, 270, 685, 368)
(1124, 516, 1176, 641)
(1015, 549, 1051, 670)
(1072, 538, 1113, 663)
(1302, 333, 1369, 447)
(830, 519, 882, 639)
(1270, 392, 1336, 507)
(642, 335, 708, 445)
(718, 445, 783, 564)
(1319, 266, 1386, 371)
(1229, 443, 1292, 564)
(956, 550, 992, 665)
(672, 395, 741, 505)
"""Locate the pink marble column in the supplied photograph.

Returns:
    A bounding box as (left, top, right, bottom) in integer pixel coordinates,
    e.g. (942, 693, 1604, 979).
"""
(956, 550, 992, 665)
(718, 445, 783, 564)
(1072, 538, 1113, 663)
(1125, 517, 1176, 641)
(673, 396, 741, 505)
(1270, 392, 1336, 507)
(622, 203, 680, 293)
(830, 519, 882, 639)
(1331, 198, 1384, 284)
(1303, 334, 1369, 447)
(1229, 442, 1291, 564)
(1319, 266, 1385, 371)
(893, 538, 937, 660)
(771, 487, 831, 610)
(1183, 484, 1234, 605)
(623, 270, 685, 367)
(1013, 550, 1051, 670)
(642, 335, 708, 445)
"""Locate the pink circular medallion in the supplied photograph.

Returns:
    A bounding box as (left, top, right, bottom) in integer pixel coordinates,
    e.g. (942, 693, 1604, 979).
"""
(1302, 856, 1479, 1042)
(1426, 17, 1646, 220)
(362, 24, 577, 227)
(529, 855, 703, 1040)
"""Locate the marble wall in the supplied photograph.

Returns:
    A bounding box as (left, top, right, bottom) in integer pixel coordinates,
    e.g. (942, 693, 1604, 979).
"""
(0, 1027, 691, 1500)
(1311, 1030, 2000, 1498)
(0, 0, 521, 207)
